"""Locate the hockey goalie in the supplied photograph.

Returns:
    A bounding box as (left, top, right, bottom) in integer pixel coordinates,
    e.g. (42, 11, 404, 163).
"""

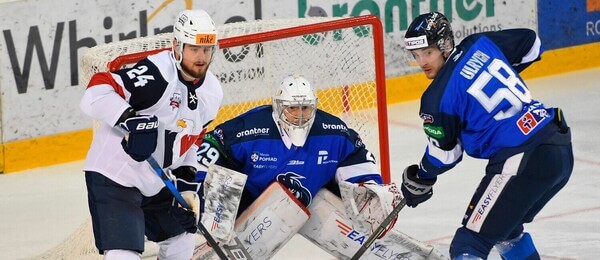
(191, 75, 446, 259)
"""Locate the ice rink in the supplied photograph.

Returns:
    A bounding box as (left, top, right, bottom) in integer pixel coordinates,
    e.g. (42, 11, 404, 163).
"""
(1, 68, 599, 260)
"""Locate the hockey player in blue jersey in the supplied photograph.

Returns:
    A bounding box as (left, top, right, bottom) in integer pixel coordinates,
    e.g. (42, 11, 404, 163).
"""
(400, 12, 573, 259)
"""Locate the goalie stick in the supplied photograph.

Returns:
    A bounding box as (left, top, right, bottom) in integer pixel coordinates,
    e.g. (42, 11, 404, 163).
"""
(350, 198, 407, 260)
(146, 156, 230, 260)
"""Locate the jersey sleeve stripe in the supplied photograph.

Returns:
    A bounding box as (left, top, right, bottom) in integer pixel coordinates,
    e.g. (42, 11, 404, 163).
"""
(515, 36, 542, 66)
(87, 71, 126, 99)
(335, 162, 379, 183)
(426, 138, 463, 165)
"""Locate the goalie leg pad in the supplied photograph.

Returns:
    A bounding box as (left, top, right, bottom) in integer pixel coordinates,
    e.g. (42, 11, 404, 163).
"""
(194, 182, 310, 260)
(236, 182, 310, 259)
(299, 188, 449, 260)
(201, 164, 247, 244)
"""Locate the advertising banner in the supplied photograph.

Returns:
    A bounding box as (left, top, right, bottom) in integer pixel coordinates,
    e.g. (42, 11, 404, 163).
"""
(538, 0, 600, 50)
(0, 0, 535, 143)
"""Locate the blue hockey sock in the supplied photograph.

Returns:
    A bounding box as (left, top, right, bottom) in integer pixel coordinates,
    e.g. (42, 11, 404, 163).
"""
(495, 232, 540, 260)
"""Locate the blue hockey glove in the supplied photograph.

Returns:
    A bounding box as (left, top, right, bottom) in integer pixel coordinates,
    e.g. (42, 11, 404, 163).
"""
(401, 164, 436, 207)
(119, 115, 159, 162)
(169, 170, 202, 234)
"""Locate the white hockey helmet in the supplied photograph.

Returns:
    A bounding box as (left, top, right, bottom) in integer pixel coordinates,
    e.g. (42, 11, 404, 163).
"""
(272, 75, 318, 147)
(172, 9, 218, 69)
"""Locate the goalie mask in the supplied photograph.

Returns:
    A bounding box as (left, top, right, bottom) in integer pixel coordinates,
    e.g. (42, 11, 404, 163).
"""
(272, 75, 318, 147)
(172, 9, 218, 77)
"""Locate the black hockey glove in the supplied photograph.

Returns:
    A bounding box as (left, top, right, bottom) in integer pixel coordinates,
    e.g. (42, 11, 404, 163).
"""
(169, 167, 202, 234)
(118, 115, 159, 162)
(401, 164, 437, 208)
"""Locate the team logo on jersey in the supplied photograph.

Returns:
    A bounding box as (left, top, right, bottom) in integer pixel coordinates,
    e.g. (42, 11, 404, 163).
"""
(420, 113, 434, 123)
(170, 93, 181, 110)
(277, 172, 312, 206)
(214, 128, 225, 146)
(176, 119, 187, 129)
(516, 109, 549, 135)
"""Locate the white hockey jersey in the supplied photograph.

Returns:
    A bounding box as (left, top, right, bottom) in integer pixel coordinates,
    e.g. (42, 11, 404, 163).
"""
(80, 50, 223, 196)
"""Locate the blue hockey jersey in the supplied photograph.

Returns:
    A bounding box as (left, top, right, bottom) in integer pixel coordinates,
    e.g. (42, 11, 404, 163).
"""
(196, 105, 382, 207)
(418, 29, 558, 176)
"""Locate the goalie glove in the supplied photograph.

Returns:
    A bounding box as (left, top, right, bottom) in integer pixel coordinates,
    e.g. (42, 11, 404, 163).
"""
(401, 164, 436, 208)
(339, 181, 403, 239)
(168, 167, 202, 234)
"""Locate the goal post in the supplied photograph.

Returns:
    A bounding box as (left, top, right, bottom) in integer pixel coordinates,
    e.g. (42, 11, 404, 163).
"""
(82, 14, 391, 183)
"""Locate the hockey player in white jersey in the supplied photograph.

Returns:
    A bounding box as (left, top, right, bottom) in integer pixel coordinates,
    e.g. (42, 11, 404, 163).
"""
(193, 75, 447, 259)
(80, 9, 222, 260)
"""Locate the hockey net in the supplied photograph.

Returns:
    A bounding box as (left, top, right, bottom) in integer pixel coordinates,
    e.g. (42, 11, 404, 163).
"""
(37, 15, 389, 259)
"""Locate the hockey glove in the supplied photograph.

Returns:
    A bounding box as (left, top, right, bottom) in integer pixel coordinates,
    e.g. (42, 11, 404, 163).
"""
(119, 115, 159, 162)
(169, 168, 202, 234)
(401, 164, 436, 208)
(339, 181, 403, 239)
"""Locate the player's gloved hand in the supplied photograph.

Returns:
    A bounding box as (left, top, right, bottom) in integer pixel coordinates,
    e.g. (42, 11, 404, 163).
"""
(169, 167, 202, 234)
(339, 180, 403, 239)
(118, 115, 159, 162)
(401, 164, 436, 208)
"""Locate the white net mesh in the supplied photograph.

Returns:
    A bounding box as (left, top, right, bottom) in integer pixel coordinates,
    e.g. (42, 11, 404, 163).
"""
(80, 16, 388, 174)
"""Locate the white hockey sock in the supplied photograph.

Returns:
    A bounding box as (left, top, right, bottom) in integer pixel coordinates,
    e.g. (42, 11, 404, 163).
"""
(103, 249, 141, 260)
(157, 232, 195, 260)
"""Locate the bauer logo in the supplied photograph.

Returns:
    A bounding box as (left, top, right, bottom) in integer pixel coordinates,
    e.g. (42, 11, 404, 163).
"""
(196, 33, 217, 45)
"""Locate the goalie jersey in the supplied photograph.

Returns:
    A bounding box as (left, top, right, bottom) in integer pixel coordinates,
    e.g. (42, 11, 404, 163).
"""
(418, 29, 558, 176)
(196, 105, 382, 207)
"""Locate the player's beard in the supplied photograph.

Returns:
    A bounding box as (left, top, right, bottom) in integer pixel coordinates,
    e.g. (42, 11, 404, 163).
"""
(182, 61, 209, 81)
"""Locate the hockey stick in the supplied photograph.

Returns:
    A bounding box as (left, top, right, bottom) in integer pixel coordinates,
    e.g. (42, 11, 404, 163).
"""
(350, 198, 407, 260)
(146, 156, 229, 260)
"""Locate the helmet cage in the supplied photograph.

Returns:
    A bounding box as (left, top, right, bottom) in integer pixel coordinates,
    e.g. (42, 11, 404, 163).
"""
(272, 75, 318, 147)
